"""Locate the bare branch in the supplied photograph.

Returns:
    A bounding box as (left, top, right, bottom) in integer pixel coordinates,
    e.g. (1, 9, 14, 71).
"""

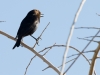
(75, 27, 100, 29)
(89, 42, 100, 75)
(77, 37, 98, 43)
(40, 45, 66, 53)
(84, 36, 100, 38)
(0, 30, 60, 74)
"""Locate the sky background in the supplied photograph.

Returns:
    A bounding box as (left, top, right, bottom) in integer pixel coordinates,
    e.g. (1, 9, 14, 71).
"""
(0, 0, 100, 75)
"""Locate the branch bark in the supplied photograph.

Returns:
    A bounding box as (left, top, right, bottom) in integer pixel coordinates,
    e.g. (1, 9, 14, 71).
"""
(89, 42, 100, 75)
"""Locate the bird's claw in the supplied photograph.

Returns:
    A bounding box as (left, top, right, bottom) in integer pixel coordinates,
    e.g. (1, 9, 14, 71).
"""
(30, 35, 42, 46)
(37, 37, 41, 41)
(35, 37, 41, 46)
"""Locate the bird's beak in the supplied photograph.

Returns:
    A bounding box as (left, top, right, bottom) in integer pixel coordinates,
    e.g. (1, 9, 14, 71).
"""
(41, 14, 44, 17)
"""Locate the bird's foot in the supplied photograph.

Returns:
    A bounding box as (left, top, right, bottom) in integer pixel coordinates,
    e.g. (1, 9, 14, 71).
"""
(36, 36, 42, 41)
(30, 35, 42, 46)
(35, 37, 42, 46)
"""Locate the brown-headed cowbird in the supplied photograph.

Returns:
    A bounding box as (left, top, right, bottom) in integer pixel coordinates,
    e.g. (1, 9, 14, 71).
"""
(13, 9, 43, 49)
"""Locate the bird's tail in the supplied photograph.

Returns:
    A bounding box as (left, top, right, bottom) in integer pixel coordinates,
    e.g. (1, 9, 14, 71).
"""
(12, 37, 22, 49)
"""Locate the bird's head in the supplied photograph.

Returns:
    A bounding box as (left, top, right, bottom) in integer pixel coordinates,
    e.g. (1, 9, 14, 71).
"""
(27, 9, 43, 22)
(33, 9, 44, 17)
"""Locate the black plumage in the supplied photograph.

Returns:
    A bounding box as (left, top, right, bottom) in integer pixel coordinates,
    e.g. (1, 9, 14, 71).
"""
(13, 9, 43, 49)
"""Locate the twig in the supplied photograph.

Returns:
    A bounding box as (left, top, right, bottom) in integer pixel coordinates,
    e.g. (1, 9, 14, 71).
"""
(24, 55, 36, 75)
(0, 21, 6, 22)
(84, 36, 100, 38)
(42, 66, 50, 71)
(67, 50, 95, 58)
(77, 37, 98, 43)
(58, 57, 77, 68)
(40, 45, 66, 53)
(75, 27, 100, 29)
(42, 43, 56, 56)
(96, 13, 100, 16)
(33, 22, 50, 48)
(60, 0, 86, 75)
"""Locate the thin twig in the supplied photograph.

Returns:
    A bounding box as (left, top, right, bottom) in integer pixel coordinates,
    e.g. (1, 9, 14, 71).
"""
(40, 45, 66, 53)
(58, 57, 77, 68)
(42, 66, 50, 71)
(42, 43, 56, 56)
(84, 36, 100, 38)
(0, 21, 6, 22)
(75, 27, 100, 29)
(60, 0, 86, 75)
(33, 22, 50, 48)
(24, 55, 36, 75)
(67, 50, 95, 58)
(77, 37, 98, 43)
(96, 13, 100, 16)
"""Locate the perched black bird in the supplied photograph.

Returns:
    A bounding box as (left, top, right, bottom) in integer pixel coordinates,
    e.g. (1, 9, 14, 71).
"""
(13, 9, 43, 49)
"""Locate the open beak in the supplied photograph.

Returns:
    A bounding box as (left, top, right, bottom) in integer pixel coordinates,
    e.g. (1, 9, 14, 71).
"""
(41, 14, 44, 17)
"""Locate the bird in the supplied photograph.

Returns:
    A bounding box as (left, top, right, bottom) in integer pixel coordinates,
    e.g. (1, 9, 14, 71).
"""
(12, 9, 43, 49)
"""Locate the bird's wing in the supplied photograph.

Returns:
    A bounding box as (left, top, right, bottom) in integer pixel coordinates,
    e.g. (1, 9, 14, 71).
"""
(16, 16, 34, 36)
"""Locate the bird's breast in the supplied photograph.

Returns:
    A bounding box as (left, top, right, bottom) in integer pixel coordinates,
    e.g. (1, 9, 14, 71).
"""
(29, 20, 39, 35)
(33, 20, 39, 28)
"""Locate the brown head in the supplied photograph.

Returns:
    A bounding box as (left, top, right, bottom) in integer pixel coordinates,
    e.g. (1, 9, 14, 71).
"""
(27, 9, 43, 22)
(33, 9, 43, 17)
